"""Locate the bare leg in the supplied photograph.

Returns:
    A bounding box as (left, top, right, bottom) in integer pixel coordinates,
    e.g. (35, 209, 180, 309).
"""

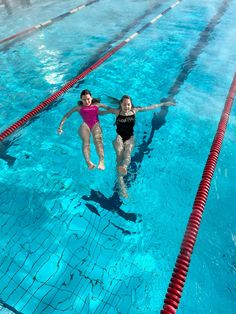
(113, 135, 124, 167)
(92, 123, 105, 170)
(116, 136, 134, 175)
(117, 175, 128, 198)
(79, 123, 95, 169)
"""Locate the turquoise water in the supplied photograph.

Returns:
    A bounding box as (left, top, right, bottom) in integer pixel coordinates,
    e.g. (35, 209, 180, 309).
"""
(0, 0, 236, 313)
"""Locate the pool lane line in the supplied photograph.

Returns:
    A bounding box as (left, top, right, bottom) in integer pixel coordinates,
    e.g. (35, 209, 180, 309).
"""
(0, 0, 182, 142)
(0, 0, 99, 46)
(161, 72, 236, 314)
(76, 0, 167, 75)
(168, 0, 232, 98)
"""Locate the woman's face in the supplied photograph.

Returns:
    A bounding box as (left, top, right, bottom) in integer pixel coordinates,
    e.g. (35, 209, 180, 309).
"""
(81, 94, 92, 106)
(121, 98, 132, 112)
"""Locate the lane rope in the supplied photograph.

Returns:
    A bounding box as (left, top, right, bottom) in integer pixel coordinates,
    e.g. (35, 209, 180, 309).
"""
(161, 72, 236, 314)
(0, 0, 99, 45)
(0, 0, 182, 141)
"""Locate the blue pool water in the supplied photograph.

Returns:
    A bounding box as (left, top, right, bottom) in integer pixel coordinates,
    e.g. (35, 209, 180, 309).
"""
(0, 0, 236, 313)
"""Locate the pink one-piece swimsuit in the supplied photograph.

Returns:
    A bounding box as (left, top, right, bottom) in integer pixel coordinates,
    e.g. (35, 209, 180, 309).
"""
(79, 105, 99, 130)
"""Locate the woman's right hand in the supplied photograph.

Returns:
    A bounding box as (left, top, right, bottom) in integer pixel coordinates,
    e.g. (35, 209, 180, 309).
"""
(164, 101, 175, 107)
(57, 127, 63, 135)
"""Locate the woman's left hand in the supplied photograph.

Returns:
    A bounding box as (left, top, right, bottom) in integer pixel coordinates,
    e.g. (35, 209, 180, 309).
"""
(164, 101, 176, 106)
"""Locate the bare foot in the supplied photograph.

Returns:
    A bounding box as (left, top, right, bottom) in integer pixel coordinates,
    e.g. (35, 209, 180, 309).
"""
(87, 161, 96, 170)
(118, 166, 127, 175)
(98, 160, 105, 170)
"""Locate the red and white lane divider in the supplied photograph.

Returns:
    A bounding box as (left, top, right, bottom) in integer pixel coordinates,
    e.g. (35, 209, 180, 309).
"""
(0, 0, 99, 45)
(0, 0, 182, 141)
(161, 72, 236, 314)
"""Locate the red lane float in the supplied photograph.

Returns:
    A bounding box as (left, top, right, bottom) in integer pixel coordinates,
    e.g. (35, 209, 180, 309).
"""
(161, 72, 236, 313)
(0, 0, 99, 45)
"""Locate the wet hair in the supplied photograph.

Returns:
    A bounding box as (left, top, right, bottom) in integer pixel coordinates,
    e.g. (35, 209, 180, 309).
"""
(78, 89, 100, 106)
(92, 97, 100, 104)
(119, 95, 134, 108)
(80, 89, 91, 98)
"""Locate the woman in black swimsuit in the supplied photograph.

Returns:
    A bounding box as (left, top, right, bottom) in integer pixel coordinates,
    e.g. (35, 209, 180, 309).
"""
(102, 95, 175, 176)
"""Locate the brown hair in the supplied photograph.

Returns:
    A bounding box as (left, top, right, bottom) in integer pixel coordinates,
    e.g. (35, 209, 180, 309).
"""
(119, 95, 134, 108)
(78, 89, 100, 105)
(80, 89, 92, 98)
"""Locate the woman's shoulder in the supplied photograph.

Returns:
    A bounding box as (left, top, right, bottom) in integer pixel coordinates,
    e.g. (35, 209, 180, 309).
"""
(130, 108, 137, 114)
(132, 107, 142, 113)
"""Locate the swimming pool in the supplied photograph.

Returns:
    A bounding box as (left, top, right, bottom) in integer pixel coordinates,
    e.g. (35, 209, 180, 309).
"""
(0, 0, 235, 313)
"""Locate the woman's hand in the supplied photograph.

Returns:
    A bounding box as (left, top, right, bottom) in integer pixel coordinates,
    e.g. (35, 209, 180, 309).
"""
(57, 127, 63, 135)
(164, 101, 175, 107)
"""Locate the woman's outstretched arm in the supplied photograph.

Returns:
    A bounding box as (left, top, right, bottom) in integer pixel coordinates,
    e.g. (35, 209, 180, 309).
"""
(135, 101, 175, 113)
(57, 106, 79, 134)
(98, 108, 119, 115)
(96, 103, 113, 110)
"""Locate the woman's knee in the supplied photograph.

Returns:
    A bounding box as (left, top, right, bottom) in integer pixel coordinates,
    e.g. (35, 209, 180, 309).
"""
(82, 142, 90, 150)
(94, 133, 103, 144)
(124, 141, 134, 153)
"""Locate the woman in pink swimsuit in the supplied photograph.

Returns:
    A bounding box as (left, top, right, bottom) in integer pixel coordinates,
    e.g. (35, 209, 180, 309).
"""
(58, 89, 110, 170)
